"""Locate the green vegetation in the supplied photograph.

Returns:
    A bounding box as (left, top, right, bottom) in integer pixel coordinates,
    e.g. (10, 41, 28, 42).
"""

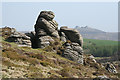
(83, 39, 118, 57)
(84, 39, 118, 46)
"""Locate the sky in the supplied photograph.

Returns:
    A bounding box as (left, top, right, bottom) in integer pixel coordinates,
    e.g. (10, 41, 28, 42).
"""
(2, 2, 118, 32)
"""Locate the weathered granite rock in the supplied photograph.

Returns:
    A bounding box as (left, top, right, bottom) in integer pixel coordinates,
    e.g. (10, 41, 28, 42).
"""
(83, 54, 98, 67)
(71, 43, 83, 54)
(10, 32, 30, 40)
(60, 26, 83, 47)
(33, 11, 85, 64)
(105, 63, 118, 73)
(33, 11, 60, 48)
(39, 11, 55, 21)
(35, 11, 59, 38)
(36, 28, 47, 36)
(88, 55, 97, 63)
(6, 28, 31, 46)
(58, 31, 67, 42)
(2, 27, 16, 39)
(37, 36, 54, 48)
(58, 26, 84, 64)
(60, 42, 84, 64)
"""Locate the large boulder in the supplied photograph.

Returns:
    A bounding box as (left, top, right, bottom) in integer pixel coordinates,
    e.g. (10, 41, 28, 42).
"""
(35, 11, 59, 38)
(57, 26, 84, 64)
(58, 41, 84, 64)
(32, 11, 60, 48)
(60, 26, 83, 47)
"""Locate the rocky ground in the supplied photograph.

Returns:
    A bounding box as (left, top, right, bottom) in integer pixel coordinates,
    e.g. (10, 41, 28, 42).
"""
(1, 38, 120, 79)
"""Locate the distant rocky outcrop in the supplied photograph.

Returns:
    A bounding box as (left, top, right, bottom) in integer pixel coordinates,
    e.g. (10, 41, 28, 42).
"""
(75, 26, 118, 41)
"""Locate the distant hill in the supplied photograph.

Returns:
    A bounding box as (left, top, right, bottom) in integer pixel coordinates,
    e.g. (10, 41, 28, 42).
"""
(75, 26, 118, 41)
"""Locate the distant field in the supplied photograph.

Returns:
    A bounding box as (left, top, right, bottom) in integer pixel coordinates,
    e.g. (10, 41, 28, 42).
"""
(83, 38, 118, 46)
(83, 38, 118, 57)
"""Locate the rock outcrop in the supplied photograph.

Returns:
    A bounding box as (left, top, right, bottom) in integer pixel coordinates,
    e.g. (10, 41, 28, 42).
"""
(33, 11, 60, 48)
(61, 41, 83, 64)
(7, 32, 31, 46)
(58, 27, 84, 64)
(32, 11, 84, 64)
(60, 26, 83, 47)
(35, 11, 59, 38)
(3, 27, 31, 46)
(2, 27, 16, 39)
(3, 11, 84, 64)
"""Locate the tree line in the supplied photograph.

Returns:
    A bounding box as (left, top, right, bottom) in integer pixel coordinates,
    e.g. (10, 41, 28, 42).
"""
(83, 44, 118, 57)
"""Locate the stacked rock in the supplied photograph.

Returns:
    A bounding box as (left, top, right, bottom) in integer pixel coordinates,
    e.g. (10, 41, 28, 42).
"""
(61, 42, 83, 64)
(33, 11, 84, 64)
(4, 27, 31, 46)
(60, 26, 83, 47)
(59, 26, 84, 64)
(34, 11, 60, 48)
